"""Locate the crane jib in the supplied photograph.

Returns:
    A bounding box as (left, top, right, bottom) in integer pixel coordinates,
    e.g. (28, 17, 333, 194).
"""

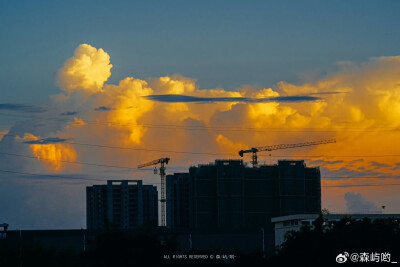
(137, 157, 170, 169)
(238, 139, 336, 167)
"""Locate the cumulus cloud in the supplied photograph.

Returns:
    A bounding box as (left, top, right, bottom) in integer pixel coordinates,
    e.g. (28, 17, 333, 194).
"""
(56, 44, 112, 93)
(344, 192, 381, 213)
(1, 43, 400, 228)
(3, 43, 400, 177)
(3, 44, 400, 175)
(22, 133, 78, 172)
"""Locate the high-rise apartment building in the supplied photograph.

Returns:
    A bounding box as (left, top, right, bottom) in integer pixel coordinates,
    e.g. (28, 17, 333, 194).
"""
(166, 159, 321, 232)
(166, 173, 190, 229)
(86, 180, 158, 230)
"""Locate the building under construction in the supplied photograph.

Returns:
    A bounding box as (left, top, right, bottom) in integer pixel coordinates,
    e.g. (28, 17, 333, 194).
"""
(166, 159, 320, 233)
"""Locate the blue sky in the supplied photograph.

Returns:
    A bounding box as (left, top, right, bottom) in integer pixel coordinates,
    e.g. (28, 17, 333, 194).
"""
(1, 0, 399, 104)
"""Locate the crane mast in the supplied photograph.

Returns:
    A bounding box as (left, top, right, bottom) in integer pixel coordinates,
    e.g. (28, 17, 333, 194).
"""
(239, 139, 336, 167)
(138, 157, 170, 227)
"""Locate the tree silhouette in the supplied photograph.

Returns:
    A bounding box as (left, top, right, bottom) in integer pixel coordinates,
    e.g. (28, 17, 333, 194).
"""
(270, 216, 400, 266)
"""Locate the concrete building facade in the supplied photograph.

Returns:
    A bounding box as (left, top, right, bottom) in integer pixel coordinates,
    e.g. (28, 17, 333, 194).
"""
(86, 180, 158, 230)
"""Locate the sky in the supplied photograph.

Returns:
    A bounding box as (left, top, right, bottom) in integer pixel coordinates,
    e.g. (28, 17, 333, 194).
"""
(0, 0, 400, 229)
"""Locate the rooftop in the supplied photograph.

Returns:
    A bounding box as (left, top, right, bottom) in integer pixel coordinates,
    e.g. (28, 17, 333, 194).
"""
(271, 213, 400, 223)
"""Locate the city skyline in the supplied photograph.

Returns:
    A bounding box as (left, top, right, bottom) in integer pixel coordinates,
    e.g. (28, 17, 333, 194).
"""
(1, 1, 400, 230)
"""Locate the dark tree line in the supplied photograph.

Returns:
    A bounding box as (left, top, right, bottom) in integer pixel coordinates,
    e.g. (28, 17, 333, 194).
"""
(269, 216, 400, 266)
(1, 217, 399, 267)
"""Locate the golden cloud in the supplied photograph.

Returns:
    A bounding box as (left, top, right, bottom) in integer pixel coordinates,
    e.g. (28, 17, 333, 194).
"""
(24, 44, 400, 178)
(57, 44, 112, 93)
(23, 133, 78, 173)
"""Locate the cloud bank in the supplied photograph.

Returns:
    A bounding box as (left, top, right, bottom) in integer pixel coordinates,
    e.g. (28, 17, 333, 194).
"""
(344, 192, 381, 213)
(1, 44, 400, 228)
(3, 44, 400, 176)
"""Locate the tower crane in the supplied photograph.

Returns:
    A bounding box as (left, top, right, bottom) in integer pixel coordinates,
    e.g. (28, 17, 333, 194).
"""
(138, 157, 170, 227)
(239, 139, 336, 168)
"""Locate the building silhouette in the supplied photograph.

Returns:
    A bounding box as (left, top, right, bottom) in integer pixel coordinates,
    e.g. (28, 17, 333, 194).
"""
(86, 180, 158, 230)
(166, 159, 320, 232)
(166, 173, 190, 229)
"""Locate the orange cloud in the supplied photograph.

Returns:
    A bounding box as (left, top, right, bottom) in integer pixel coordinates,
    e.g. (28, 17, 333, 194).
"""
(23, 133, 78, 173)
(48, 44, 400, 182)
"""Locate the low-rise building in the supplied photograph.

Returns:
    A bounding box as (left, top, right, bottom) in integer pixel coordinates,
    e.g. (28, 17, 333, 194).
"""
(272, 213, 400, 246)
